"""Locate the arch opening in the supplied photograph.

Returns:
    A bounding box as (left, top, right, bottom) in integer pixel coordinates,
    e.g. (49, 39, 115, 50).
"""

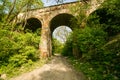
(50, 13, 75, 33)
(24, 18, 42, 33)
(50, 13, 74, 43)
(52, 26, 72, 54)
(50, 13, 74, 54)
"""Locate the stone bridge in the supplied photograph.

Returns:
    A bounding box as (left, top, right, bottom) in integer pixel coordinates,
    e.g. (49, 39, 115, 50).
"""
(17, 0, 104, 57)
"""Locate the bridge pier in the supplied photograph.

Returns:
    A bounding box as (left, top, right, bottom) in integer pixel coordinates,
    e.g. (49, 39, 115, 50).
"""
(40, 22, 52, 58)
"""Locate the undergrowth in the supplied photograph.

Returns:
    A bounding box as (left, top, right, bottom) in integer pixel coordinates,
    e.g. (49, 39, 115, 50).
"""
(0, 24, 46, 79)
(3, 59, 47, 79)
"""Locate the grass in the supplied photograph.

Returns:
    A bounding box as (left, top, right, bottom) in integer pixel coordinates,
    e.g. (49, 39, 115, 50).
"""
(0, 59, 48, 80)
(67, 57, 103, 80)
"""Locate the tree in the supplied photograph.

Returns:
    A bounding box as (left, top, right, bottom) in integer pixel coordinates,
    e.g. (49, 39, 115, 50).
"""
(62, 0, 120, 79)
(0, 0, 43, 24)
(0, 0, 43, 77)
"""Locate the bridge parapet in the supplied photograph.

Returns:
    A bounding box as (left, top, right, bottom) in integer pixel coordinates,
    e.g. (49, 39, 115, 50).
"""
(17, 0, 104, 22)
(17, 1, 81, 22)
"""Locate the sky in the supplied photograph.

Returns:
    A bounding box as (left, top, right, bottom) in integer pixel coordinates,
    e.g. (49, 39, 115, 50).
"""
(53, 26, 72, 43)
(42, 0, 77, 6)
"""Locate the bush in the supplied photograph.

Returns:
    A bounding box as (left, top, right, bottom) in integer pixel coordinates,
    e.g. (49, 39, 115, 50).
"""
(0, 26, 40, 75)
(74, 27, 106, 54)
(62, 26, 107, 58)
(64, 0, 120, 80)
(52, 38, 63, 54)
(62, 35, 73, 56)
(87, 3, 120, 36)
(89, 37, 120, 79)
(66, 28, 120, 79)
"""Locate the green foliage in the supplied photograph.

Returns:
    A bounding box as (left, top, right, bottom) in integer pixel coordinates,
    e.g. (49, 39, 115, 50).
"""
(52, 38, 63, 54)
(68, 36, 120, 80)
(0, 0, 43, 78)
(62, 35, 73, 56)
(62, 0, 120, 80)
(73, 27, 107, 55)
(87, 0, 120, 36)
(89, 37, 120, 79)
(0, 26, 41, 77)
(68, 57, 104, 80)
(0, 0, 43, 25)
(62, 26, 107, 58)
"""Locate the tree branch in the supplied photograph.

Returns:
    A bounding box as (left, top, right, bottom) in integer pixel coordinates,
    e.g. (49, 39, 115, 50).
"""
(6, 0, 16, 21)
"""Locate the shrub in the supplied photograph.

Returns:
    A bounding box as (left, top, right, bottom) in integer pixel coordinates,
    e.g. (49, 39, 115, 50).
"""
(0, 26, 40, 75)
(89, 37, 120, 79)
(52, 38, 63, 54)
(64, 0, 120, 80)
(62, 35, 73, 56)
(87, 5, 120, 36)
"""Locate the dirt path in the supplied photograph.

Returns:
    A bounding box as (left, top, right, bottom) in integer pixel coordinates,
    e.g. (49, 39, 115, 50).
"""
(10, 54, 85, 80)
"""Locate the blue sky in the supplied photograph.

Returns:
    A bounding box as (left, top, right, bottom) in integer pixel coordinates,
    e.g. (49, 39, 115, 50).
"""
(42, 0, 77, 6)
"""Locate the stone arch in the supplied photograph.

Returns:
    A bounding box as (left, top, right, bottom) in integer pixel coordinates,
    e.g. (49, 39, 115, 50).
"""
(50, 13, 75, 33)
(49, 13, 75, 54)
(24, 17, 42, 32)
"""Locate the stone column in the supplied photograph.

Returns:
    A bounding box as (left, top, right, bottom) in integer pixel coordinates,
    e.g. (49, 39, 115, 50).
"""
(39, 18, 52, 58)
